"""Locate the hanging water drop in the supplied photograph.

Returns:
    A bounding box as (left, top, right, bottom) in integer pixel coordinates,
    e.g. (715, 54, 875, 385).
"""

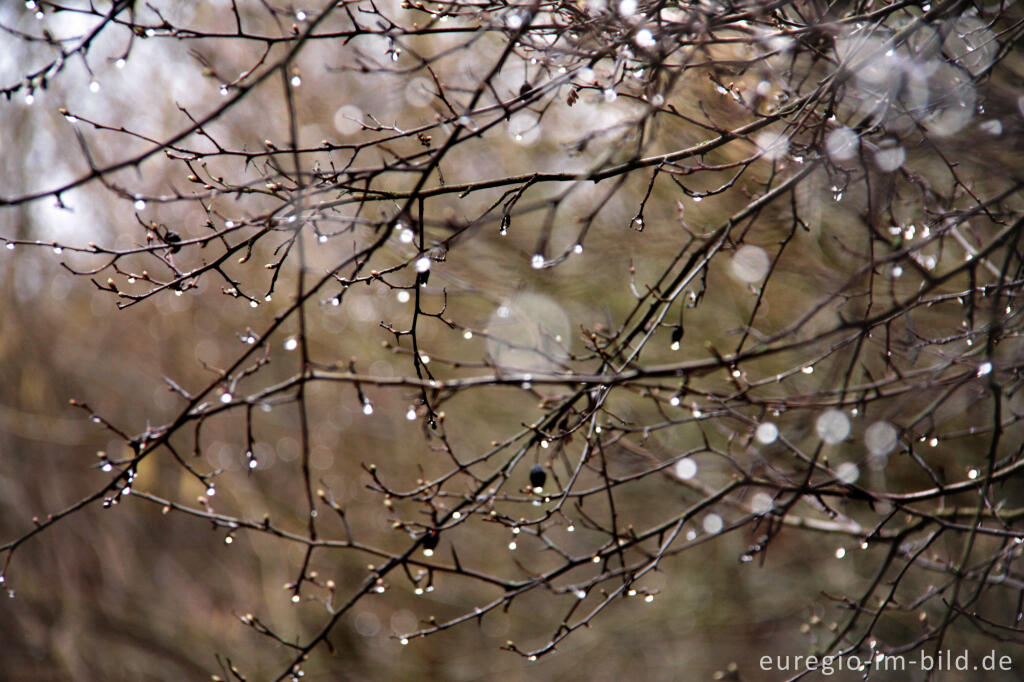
(529, 464, 546, 491)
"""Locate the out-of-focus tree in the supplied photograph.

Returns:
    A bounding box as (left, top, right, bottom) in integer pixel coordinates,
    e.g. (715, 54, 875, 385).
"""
(2, 0, 1023, 679)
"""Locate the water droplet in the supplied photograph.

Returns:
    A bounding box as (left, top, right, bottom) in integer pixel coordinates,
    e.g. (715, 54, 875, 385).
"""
(284, 337, 298, 351)
(220, 392, 232, 403)
(730, 244, 770, 283)
(405, 407, 417, 421)
(134, 199, 146, 211)
(399, 228, 414, 243)
(462, 330, 472, 340)
(89, 80, 100, 93)
(603, 88, 617, 103)
(816, 409, 850, 444)
(835, 547, 846, 559)
(5, 243, 14, 251)
(508, 111, 541, 146)
(101, 462, 113, 472)
(750, 492, 773, 513)
(295, 10, 307, 21)
(836, 462, 859, 484)
(876, 140, 906, 171)
(826, 127, 859, 161)
(943, 16, 997, 77)
(865, 421, 898, 455)
(635, 29, 655, 48)
(977, 361, 992, 377)
(404, 76, 434, 108)
(333, 104, 363, 135)
(755, 422, 778, 444)
(248, 458, 258, 469)
(674, 458, 697, 480)
(573, 243, 583, 255)
(530, 254, 545, 269)
(802, 366, 814, 374)
(397, 290, 410, 303)
(702, 514, 723, 534)
(618, 0, 636, 15)
(508, 541, 517, 550)
(669, 396, 680, 407)
(415, 256, 431, 273)
(291, 594, 301, 603)
(362, 402, 374, 416)
(755, 131, 790, 161)
(290, 75, 302, 87)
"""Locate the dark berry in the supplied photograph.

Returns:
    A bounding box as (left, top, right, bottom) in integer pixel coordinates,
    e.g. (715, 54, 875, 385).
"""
(529, 464, 546, 489)
(164, 230, 182, 253)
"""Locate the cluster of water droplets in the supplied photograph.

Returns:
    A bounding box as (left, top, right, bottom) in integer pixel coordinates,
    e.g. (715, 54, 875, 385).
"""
(828, 15, 1001, 170)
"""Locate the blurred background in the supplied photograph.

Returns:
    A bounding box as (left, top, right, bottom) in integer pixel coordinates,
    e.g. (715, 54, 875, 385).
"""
(2, 1, 1023, 680)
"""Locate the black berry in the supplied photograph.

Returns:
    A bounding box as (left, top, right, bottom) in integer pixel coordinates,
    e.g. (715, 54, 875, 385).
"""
(529, 464, 546, 489)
